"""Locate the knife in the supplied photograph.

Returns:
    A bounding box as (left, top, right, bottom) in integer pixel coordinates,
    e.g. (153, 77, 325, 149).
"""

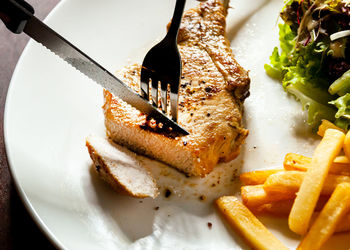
(0, 0, 189, 135)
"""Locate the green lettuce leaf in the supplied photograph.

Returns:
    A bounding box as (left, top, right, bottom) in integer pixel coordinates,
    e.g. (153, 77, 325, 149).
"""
(329, 93, 350, 130)
(286, 81, 336, 125)
(329, 69, 350, 96)
(264, 23, 295, 80)
(265, 23, 336, 127)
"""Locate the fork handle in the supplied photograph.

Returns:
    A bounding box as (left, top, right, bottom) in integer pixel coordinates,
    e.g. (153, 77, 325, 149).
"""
(166, 0, 186, 40)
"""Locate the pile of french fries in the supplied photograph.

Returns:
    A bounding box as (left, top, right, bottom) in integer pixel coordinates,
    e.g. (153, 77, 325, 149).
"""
(216, 120, 350, 250)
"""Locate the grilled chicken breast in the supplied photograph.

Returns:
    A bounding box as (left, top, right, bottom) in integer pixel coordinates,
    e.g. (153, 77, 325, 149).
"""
(86, 135, 159, 198)
(103, 0, 250, 177)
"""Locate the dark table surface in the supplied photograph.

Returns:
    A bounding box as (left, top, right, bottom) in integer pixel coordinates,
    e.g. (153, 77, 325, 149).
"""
(0, 1, 59, 249)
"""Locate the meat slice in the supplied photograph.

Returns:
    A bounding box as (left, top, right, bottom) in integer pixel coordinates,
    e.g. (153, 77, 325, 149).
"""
(103, 0, 250, 177)
(86, 135, 159, 198)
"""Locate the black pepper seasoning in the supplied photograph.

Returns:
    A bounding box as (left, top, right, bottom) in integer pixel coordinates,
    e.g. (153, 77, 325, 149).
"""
(164, 189, 172, 198)
(95, 165, 101, 172)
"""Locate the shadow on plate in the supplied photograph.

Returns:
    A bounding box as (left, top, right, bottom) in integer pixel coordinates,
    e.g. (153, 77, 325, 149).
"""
(258, 215, 300, 240)
(89, 166, 156, 242)
(87, 141, 245, 243)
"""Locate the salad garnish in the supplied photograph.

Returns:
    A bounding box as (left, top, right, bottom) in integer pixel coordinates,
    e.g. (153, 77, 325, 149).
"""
(265, 0, 350, 130)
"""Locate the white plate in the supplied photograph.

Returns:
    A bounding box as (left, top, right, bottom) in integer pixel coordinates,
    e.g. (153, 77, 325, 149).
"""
(4, 0, 350, 249)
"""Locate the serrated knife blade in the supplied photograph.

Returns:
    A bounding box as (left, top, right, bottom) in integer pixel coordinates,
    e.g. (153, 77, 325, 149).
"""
(1, 0, 188, 135)
(24, 16, 188, 135)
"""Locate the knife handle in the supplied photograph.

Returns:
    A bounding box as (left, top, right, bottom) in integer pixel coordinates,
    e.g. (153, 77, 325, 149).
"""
(0, 0, 34, 34)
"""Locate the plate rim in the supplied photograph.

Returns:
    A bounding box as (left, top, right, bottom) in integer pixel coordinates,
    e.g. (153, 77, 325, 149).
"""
(4, 0, 70, 248)
(4, 1, 326, 249)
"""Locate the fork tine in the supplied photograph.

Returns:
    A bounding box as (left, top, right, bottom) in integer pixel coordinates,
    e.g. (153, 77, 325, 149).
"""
(170, 82, 179, 122)
(139, 0, 186, 125)
(140, 69, 150, 100)
(160, 81, 168, 114)
(151, 77, 159, 107)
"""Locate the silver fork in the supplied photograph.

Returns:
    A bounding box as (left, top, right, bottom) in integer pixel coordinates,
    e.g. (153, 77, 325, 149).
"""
(140, 0, 186, 123)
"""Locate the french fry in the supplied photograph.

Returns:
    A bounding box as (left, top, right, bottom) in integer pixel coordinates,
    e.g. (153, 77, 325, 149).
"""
(264, 171, 304, 194)
(241, 185, 295, 208)
(288, 129, 345, 235)
(298, 183, 350, 250)
(317, 119, 344, 137)
(252, 196, 329, 217)
(334, 155, 350, 163)
(335, 213, 350, 233)
(251, 200, 295, 216)
(263, 171, 350, 196)
(308, 212, 350, 234)
(252, 200, 350, 234)
(216, 196, 288, 250)
(239, 169, 283, 185)
(345, 130, 350, 160)
(284, 153, 350, 176)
